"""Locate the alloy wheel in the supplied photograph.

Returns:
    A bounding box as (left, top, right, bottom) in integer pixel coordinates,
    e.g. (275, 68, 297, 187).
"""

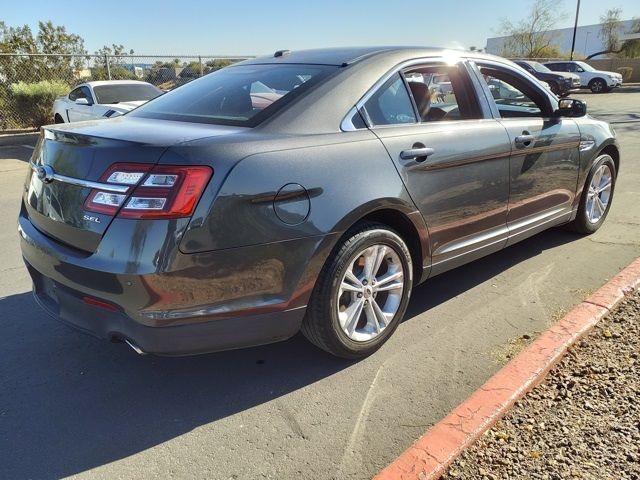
(586, 163, 613, 224)
(336, 244, 404, 342)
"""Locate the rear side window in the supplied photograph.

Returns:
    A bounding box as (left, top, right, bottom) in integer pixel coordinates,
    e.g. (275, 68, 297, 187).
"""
(361, 73, 417, 126)
(130, 64, 337, 126)
(403, 64, 479, 122)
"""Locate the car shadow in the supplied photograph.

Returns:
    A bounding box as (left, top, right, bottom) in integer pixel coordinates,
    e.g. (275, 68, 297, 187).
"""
(0, 228, 580, 478)
(404, 228, 579, 318)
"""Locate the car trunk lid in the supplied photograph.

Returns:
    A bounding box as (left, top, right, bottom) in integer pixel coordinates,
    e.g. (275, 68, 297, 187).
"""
(24, 118, 244, 253)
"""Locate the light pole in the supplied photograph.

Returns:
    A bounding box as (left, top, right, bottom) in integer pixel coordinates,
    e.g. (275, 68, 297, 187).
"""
(583, 31, 591, 56)
(570, 0, 581, 60)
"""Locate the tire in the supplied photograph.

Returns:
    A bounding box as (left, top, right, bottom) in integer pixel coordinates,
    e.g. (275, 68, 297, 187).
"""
(301, 223, 413, 359)
(589, 78, 607, 94)
(568, 154, 616, 234)
(54, 114, 65, 124)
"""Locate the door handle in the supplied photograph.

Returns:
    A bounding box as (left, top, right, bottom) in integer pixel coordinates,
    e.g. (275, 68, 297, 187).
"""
(514, 134, 535, 147)
(400, 147, 435, 161)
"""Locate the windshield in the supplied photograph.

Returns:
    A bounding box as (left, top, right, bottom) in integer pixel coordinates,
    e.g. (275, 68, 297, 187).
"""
(531, 62, 552, 73)
(576, 61, 595, 72)
(93, 84, 162, 104)
(130, 64, 337, 126)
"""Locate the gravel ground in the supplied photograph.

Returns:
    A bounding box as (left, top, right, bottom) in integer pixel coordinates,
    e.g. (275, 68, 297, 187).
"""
(442, 289, 640, 480)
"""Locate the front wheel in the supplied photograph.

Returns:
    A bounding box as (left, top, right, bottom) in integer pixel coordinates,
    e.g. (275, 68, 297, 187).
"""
(589, 78, 608, 93)
(302, 223, 413, 359)
(568, 154, 616, 234)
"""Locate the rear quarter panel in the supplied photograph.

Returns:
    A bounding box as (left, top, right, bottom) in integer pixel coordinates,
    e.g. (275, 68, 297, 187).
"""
(179, 130, 420, 253)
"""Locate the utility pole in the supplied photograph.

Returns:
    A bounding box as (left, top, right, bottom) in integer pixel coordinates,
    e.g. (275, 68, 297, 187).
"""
(570, 0, 581, 60)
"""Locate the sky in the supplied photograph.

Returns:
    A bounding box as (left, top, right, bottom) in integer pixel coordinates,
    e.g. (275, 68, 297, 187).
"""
(2, 0, 638, 56)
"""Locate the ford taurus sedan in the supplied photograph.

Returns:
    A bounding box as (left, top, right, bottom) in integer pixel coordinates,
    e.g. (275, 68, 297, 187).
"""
(20, 47, 620, 359)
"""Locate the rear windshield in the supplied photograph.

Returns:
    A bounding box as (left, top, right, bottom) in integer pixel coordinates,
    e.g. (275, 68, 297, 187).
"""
(530, 62, 552, 73)
(93, 84, 162, 104)
(129, 64, 337, 126)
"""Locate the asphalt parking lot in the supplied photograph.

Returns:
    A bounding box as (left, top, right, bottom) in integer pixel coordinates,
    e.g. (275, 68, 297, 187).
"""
(1, 87, 639, 480)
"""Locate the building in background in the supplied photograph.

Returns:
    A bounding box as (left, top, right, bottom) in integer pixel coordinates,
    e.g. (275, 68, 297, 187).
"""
(486, 19, 636, 58)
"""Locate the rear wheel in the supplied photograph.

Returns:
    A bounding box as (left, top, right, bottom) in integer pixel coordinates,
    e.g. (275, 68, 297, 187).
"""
(302, 223, 413, 359)
(589, 78, 608, 93)
(568, 154, 616, 234)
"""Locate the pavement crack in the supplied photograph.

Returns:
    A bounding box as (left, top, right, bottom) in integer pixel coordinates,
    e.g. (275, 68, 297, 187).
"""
(586, 238, 640, 247)
(275, 402, 307, 440)
(335, 364, 384, 478)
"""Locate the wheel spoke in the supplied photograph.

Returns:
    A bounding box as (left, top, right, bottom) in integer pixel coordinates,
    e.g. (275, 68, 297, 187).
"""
(375, 271, 403, 289)
(362, 246, 379, 281)
(371, 299, 392, 329)
(340, 281, 361, 293)
(592, 168, 603, 191)
(344, 269, 362, 288)
(598, 178, 612, 194)
(376, 281, 404, 292)
(364, 301, 380, 333)
(343, 299, 364, 335)
(587, 199, 596, 222)
(596, 197, 607, 216)
(371, 246, 388, 279)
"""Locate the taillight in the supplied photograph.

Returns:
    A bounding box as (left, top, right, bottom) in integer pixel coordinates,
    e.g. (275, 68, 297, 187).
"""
(84, 163, 212, 219)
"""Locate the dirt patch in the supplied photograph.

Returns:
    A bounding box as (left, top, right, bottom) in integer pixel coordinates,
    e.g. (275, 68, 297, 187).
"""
(443, 289, 640, 480)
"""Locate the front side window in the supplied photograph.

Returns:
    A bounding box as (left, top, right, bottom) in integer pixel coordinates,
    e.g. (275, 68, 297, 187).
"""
(69, 87, 90, 101)
(130, 64, 337, 126)
(479, 66, 549, 118)
(361, 73, 417, 126)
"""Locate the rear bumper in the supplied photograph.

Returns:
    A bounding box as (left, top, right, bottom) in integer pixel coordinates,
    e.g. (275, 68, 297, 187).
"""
(28, 267, 305, 355)
(19, 209, 330, 355)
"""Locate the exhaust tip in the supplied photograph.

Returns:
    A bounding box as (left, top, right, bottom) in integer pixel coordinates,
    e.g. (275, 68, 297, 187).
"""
(123, 338, 146, 355)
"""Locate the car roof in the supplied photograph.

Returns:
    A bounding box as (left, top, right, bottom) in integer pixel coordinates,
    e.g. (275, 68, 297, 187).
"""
(83, 80, 154, 87)
(240, 46, 499, 66)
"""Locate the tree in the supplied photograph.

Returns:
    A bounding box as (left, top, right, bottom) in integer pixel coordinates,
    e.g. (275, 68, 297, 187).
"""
(497, 0, 565, 58)
(619, 18, 640, 58)
(587, 12, 639, 59)
(598, 8, 623, 56)
(0, 20, 87, 85)
(91, 44, 138, 80)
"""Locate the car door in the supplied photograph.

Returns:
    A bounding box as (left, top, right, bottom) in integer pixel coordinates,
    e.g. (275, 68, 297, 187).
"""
(67, 86, 95, 122)
(357, 61, 512, 275)
(472, 61, 581, 246)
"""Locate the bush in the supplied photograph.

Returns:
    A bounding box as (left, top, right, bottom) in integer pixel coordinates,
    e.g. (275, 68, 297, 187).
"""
(9, 80, 70, 127)
(616, 67, 633, 82)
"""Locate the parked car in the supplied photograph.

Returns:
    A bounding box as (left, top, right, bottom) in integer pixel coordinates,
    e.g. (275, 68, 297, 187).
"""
(513, 60, 580, 96)
(543, 61, 623, 93)
(53, 80, 162, 123)
(21, 47, 619, 359)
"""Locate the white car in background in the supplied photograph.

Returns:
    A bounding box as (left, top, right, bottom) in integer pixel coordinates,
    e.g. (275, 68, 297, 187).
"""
(53, 80, 163, 123)
(543, 61, 623, 93)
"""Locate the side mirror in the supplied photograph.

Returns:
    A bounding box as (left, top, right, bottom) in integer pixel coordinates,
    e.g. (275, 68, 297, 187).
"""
(556, 98, 587, 117)
(75, 97, 92, 106)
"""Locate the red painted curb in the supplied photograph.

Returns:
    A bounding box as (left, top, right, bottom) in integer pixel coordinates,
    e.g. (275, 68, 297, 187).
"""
(375, 257, 640, 480)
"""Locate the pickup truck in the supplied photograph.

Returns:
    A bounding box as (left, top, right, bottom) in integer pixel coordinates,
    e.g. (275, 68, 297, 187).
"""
(53, 80, 162, 123)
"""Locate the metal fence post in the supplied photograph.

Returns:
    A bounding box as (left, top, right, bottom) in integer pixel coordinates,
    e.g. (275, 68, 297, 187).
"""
(199, 56, 204, 77)
(106, 55, 111, 80)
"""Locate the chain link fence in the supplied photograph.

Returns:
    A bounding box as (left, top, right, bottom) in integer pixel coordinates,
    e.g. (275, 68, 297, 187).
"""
(0, 54, 252, 131)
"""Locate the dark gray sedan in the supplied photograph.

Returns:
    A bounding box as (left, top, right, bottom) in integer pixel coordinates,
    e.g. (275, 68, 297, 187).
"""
(20, 47, 619, 358)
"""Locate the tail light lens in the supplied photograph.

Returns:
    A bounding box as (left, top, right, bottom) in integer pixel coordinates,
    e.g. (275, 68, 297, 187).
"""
(85, 163, 212, 219)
